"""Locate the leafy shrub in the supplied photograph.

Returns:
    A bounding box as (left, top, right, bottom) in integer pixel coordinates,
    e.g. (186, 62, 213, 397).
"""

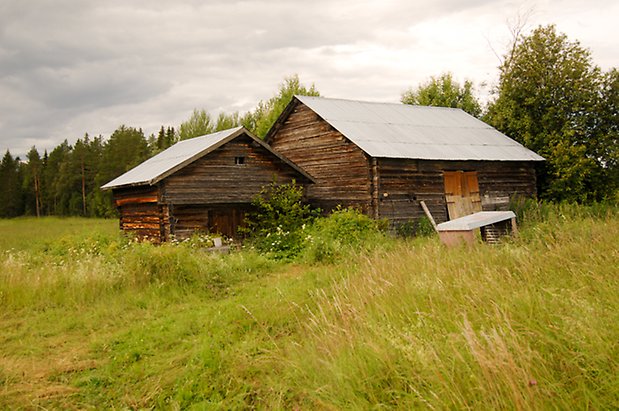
(303, 207, 387, 263)
(241, 181, 319, 259)
(395, 217, 435, 238)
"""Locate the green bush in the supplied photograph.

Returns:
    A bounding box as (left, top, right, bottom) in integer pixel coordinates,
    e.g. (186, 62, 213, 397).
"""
(303, 207, 387, 263)
(395, 217, 435, 238)
(241, 181, 319, 259)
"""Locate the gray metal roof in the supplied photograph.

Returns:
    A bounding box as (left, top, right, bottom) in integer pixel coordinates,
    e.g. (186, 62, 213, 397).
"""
(295, 95, 545, 162)
(101, 126, 313, 190)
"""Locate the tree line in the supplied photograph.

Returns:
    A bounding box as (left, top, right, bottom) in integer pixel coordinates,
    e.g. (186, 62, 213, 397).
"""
(0, 76, 318, 218)
(1, 25, 617, 219)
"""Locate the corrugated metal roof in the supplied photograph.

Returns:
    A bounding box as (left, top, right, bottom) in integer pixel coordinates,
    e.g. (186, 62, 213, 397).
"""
(101, 127, 245, 190)
(102, 126, 314, 190)
(295, 95, 545, 162)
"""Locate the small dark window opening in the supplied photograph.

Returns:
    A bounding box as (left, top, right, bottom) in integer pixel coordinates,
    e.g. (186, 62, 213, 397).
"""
(235, 156, 245, 165)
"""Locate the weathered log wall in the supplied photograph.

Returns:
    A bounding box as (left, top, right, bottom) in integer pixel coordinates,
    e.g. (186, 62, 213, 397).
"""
(113, 185, 163, 242)
(378, 159, 537, 225)
(111, 134, 308, 241)
(167, 204, 250, 239)
(268, 102, 372, 212)
(161, 135, 303, 205)
(269, 101, 537, 225)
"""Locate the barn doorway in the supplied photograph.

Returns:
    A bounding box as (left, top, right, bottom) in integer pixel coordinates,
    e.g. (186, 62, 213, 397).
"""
(443, 171, 482, 219)
(208, 207, 246, 238)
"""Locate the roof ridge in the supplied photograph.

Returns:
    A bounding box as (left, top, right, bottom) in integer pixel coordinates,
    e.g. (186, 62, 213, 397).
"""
(295, 95, 463, 111)
(177, 125, 244, 144)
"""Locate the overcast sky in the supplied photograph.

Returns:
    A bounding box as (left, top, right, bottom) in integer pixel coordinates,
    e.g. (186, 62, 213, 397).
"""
(1, 0, 617, 157)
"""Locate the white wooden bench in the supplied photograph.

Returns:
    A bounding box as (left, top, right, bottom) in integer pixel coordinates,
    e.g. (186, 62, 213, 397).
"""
(436, 211, 517, 247)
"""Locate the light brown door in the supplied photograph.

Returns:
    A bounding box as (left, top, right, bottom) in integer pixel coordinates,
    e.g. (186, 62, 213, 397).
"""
(444, 171, 482, 219)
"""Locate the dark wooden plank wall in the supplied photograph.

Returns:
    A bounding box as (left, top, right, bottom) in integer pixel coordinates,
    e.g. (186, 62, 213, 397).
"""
(165, 204, 249, 239)
(268, 102, 372, 212)
(161, 134, 304, 239)
(167, 204, 209, 240)
(477, 161, 537, 210)
(161, 135, 302, 204)
(378, 159, 537, 225)
(377, 158, 447, 224)
(113, 185, 163, 242)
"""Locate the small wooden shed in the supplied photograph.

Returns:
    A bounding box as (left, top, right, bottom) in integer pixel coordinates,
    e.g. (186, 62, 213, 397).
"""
(102, 127, 313, 241)
(266, 96, 544, 226)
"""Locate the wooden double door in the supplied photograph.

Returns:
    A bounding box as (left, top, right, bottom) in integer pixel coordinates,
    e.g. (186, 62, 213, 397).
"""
(443, 171, 482, 220)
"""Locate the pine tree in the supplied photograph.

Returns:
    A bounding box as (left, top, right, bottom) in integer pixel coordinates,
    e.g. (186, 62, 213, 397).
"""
(0, 151, 24, 217)
(23, 147, 43, 217)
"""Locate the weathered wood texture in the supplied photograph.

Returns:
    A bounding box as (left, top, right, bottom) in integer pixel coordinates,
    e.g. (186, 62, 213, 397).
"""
(168, 204, 250, 239)
(268, 102, 372, 212)
(161, 135, 304, 205)
(268, 101, 537, 228)
(112, 133, 307, 241)
(443, 171, 482, 219)
(113, 185, 163, 242)
(378, 159, 537, 225)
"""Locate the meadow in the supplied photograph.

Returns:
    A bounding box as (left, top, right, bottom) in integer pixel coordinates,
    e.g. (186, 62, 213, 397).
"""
(1, 204, 618, 409)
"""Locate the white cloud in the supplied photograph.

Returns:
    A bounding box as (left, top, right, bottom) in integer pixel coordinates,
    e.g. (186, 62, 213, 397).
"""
(0, 0, 616, 156)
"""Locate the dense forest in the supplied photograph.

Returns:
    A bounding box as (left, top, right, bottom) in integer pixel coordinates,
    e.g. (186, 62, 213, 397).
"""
(1, 25, 617, 219)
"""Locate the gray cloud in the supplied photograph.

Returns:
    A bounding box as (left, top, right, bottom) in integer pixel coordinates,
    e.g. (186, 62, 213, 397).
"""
(0, 0, 617, 156)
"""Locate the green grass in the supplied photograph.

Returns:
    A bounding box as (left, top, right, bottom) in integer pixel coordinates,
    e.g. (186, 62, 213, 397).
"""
(1, 206, 618, 409)
(0, 217, 119, 251)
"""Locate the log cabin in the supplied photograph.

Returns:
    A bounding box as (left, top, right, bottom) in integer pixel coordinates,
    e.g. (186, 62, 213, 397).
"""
(101, 126, 313, 242)
(266, 95, 544, 227)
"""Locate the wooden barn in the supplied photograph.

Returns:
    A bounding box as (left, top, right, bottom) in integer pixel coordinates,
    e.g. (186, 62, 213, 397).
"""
(102, 127, 313, 241)
(266, 95, 544, 226)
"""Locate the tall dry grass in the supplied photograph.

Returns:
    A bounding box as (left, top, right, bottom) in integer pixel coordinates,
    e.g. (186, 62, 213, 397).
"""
(258, 209, 619, 409)
(1, 205, 617, 409)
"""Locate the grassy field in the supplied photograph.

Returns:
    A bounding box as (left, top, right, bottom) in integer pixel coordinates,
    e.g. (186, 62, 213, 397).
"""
(1, 207, 618, 409)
